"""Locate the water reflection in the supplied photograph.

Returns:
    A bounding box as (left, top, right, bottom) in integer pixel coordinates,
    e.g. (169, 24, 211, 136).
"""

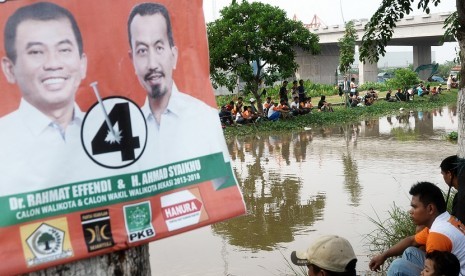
(150, 107, 458, 276)
(342, 151, 362, 206)
(215, 133, 326, 250)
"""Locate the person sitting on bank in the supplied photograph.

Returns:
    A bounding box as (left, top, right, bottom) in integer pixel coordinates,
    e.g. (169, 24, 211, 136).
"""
(278, 99, 292, 118)
(440, 155, 464, 222)
(300, 97, 312, 114)
(234, 106, 244, 124)
(367, 87, 378, 100)
(241, 106, 254, 124)
(248, 97, 261, 119)
(364, 95, 374, 106)
(233, 97, 244, 116)
(267, 101, 280, 121)
(369, 181, 465, 276)
(219, 105, 234, 126)
(438, 84, 443, 94)
(395, 88, 407, 102)
(263, 96, 272, 115)
(291, 235, 358, 276)
(322, 102, 334, 112)
(290, 96, 302, 116)
(349, 94, 360, 107)
(317, 95, 327, 110)
(422, 250, 460, 276)
(385, 89, 397, 102)
(418, 84, 429, 97)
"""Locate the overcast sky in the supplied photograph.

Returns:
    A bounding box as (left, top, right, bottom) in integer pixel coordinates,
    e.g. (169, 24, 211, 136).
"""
(203, 0, 458, 63)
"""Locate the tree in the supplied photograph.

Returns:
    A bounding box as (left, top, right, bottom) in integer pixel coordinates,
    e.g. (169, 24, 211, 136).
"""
(207, 1, 320, 112)
(359, 0, 465, 225)
(27, 246, 150, 276)
(338, 20, 358, 107)
(386, 68, 421, 89)
(437, 60, 459, 78)
(338, 21, 358, 75)
(38, 233, 55, 251)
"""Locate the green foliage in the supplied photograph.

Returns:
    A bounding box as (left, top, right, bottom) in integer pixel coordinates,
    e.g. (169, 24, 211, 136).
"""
(207, 1, 320, 99)
(444, 11, 459, 42)
(447, 131, 458, 141)
(364, 203, 416, 268)
(338, 21, 358, 74)
(220, 89, 458, 138)
(215, 80, 338, 108)
(385, 68, 420, 90)
(437, 61, 459, 79)
(358, 81, 389, 92)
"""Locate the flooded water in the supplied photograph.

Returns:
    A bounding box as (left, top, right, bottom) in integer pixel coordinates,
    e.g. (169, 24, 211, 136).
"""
(150, 106, 458, 275)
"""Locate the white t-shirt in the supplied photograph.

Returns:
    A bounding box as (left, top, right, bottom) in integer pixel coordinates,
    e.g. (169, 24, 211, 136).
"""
(140, 83, 230, 169)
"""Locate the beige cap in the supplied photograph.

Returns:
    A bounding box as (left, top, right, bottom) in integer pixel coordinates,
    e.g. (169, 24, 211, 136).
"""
(290, 235, 357, 273)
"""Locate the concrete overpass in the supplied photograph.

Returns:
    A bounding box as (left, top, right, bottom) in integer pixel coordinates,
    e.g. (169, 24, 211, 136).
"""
(295, 12, 455, 84)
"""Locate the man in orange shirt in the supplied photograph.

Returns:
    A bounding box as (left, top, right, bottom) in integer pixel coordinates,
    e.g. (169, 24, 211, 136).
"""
(369, 182, 465, 276)
(241, 106, 253, 124)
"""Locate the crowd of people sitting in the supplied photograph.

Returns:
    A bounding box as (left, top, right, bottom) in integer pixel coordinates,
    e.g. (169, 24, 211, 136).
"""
(219, 79, 446, 127)
(219, 95, 315, 126)
(384, 82, 443, 102)
(219, 79, 338, 126)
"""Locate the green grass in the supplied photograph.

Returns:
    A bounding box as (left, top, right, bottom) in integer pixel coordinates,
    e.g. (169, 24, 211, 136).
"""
(219, 89, 458, 138)
(364, 203, 416, 270)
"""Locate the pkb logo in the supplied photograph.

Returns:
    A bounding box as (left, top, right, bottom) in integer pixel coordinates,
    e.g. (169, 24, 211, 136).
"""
(123, 201, 155, 242)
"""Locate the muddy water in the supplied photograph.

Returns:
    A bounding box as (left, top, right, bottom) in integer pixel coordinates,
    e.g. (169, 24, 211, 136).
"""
(150, 106, 458, 275)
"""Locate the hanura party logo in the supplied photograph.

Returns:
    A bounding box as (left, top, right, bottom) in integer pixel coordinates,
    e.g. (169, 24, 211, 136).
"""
(20, 218, 73, 266)
(161, 188, 209, 231)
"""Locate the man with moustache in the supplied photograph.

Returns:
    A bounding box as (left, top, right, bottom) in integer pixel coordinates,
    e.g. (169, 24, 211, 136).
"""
(127, 2, 229, 167)
(0, 2, 90, 195)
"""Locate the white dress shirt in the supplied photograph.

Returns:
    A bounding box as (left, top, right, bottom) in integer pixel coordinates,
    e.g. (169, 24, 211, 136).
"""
(0, 99, 93, 195)
(139, 84, 230, 169)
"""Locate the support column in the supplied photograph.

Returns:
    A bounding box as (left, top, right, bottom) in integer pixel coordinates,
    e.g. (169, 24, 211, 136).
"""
(295, 45, 339, 84)
(359, 61, 377, 84)
(413, 45, 432, 80)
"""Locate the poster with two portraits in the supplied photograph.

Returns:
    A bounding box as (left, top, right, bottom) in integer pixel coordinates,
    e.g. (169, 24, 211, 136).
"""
(0, 0, 246, 274)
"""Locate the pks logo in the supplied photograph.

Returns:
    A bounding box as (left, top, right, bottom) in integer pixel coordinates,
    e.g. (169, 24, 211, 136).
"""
(123, 201, 155, 242)
(81, 209, 114, 252)
(20, 218, 73, 266)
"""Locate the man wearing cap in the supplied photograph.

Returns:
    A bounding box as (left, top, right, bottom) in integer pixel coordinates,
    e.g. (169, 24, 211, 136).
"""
(291, 235, 358, 276)
(249, 97, 258, 113)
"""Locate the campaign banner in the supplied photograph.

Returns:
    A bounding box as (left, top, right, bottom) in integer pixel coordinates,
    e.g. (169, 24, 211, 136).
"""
(0, 0, 246, 274)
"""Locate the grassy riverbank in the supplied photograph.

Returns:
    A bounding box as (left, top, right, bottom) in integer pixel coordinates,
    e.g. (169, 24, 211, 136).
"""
(219, 89, 458, 138)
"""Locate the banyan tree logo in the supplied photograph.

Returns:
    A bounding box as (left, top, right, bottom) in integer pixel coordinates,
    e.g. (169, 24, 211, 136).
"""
(20, 219, 73, 266)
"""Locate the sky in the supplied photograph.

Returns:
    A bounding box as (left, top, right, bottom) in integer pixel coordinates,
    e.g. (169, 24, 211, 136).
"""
(203, 0, 458, 64)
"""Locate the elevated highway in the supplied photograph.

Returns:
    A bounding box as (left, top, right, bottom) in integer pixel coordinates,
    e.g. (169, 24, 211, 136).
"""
(295, 12, 455, 84)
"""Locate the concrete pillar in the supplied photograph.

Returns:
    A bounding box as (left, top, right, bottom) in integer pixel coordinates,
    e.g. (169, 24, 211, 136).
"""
(359, 61, 377, 84)
(294, 45, 339, 85)
(413, 45, 432, 80)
